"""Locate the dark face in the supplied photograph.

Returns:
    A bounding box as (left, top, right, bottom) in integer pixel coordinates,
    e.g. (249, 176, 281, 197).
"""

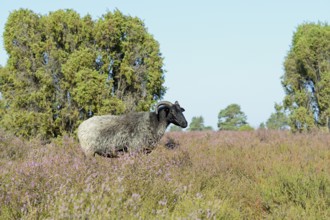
(167, 102, 188, 128)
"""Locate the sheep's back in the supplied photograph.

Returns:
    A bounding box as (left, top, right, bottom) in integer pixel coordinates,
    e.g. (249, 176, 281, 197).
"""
(78, 112, 151, 155)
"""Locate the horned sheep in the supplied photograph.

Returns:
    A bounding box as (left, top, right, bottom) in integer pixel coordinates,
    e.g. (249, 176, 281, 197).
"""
(77, 101, 187, 157)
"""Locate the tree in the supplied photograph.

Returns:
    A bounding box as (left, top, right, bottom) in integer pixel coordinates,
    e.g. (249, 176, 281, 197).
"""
(169, 125, 183, 132)
(259, 122, 266, 129)
(0, 9, 165, 139)
(282, 22, 330, 132)
(203, 126, 214, 131)
(238, 124, 254, 131)
(218, 104, 248, 131)
(266, 103, 289, 130)
(188, 116, 205, 131)
(187, 116, 213, 131)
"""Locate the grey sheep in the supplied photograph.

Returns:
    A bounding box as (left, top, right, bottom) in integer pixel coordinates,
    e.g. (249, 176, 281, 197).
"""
(77, 101, 187, 157)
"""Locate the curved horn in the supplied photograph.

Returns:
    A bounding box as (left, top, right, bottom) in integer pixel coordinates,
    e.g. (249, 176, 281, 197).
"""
(155, 101, 173, 114)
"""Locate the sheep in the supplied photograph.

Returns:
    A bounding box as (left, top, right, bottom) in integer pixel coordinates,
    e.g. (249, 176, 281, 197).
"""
(77, 101, 187, 157)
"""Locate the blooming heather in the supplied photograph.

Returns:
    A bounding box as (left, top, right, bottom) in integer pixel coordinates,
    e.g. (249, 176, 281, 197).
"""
(0, 130, 329, 219)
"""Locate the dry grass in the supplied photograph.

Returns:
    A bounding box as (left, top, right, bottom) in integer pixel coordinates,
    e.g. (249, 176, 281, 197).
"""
(0, 130, 329, 219)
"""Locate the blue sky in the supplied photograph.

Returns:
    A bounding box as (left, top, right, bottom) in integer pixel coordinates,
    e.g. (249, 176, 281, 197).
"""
(1, 0, 329, 129)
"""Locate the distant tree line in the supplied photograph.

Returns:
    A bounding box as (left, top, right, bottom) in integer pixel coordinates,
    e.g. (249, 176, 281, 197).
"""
(173, 22, 330, 133)
(170, 103, 254, 132)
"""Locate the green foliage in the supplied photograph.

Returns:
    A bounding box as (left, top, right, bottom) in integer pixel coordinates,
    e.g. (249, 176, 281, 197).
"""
(259, 122, 266, 129)
(282, 22, 330, 131)
(0, 130, 329, 219)
(188, 116, 204, 131)
(218, 104, 249, 130)
(0, 9, 165, 139)
(203, 126, 214, 131)
(169, 125, 183, 132)
(261, 168, 329, 218)
(188, 116, 213, 131)
(266, 103, 289, 130)
(289, 107, 316, 133)
(238, 124, 254, 131)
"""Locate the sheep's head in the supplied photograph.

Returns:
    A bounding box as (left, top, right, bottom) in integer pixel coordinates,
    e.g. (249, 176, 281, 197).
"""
(156, 101, 188, 128)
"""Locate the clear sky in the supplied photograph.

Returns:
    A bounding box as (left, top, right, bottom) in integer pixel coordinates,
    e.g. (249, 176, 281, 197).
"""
(1, 0, 329, 129)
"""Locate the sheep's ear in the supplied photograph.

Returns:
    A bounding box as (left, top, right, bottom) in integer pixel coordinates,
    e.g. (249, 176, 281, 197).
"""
(181, 108, 185, 112)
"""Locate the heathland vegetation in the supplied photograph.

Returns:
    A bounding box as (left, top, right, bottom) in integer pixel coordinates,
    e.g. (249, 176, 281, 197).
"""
(0, 130, 329, 219)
